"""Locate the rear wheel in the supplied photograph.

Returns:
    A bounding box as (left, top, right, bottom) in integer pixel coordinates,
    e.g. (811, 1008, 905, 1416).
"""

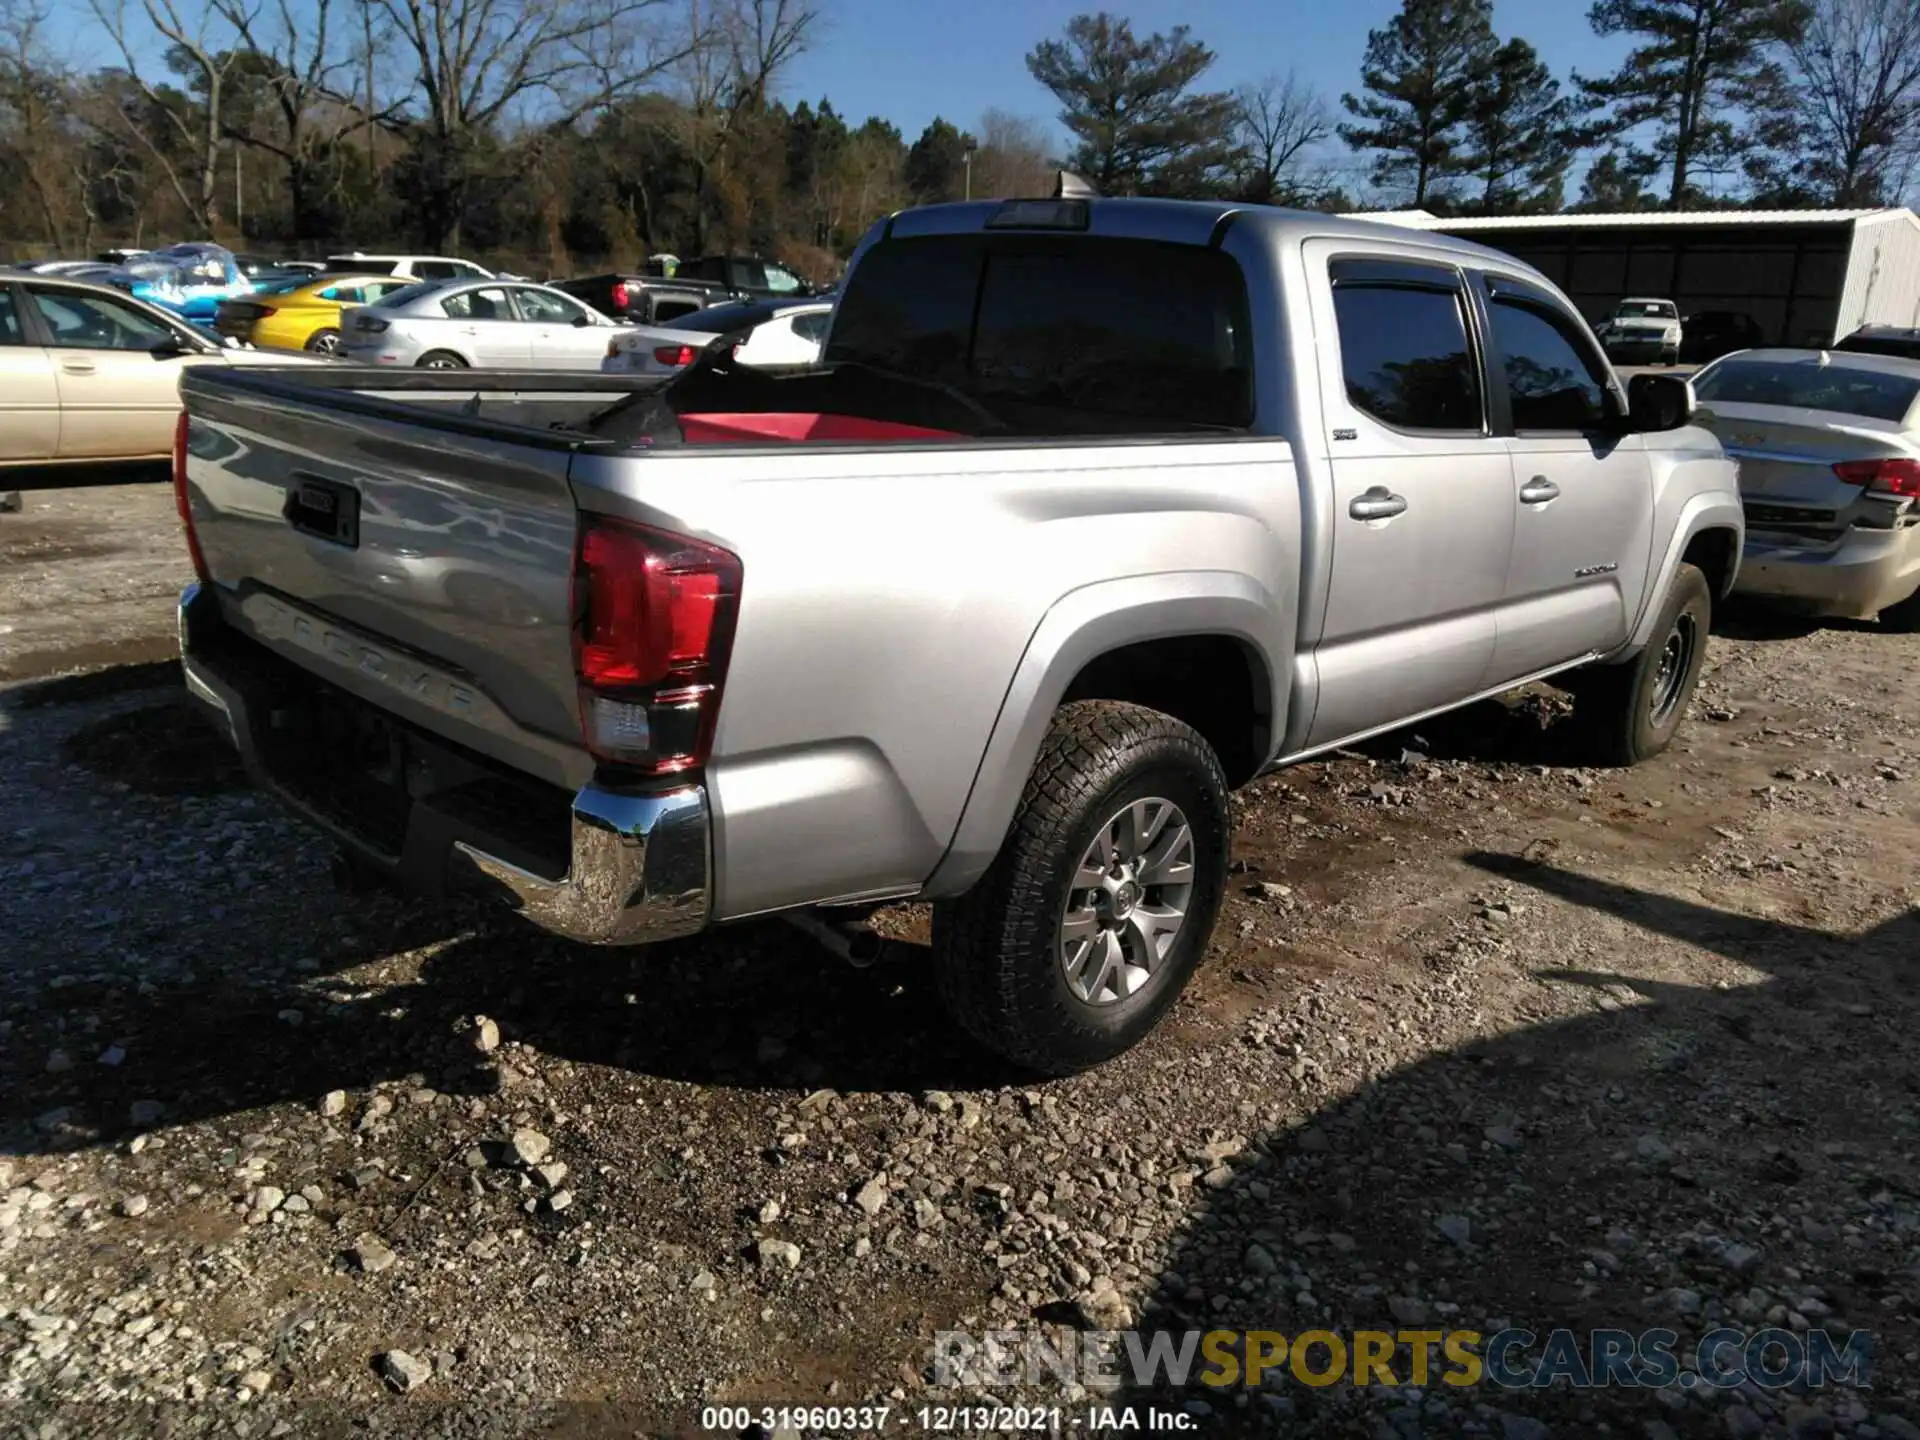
(417, 350, 467, 369)
(932, 701, 1230, 1075)
(305, 327, 343, 356)
(1570, 562, 1711, 765)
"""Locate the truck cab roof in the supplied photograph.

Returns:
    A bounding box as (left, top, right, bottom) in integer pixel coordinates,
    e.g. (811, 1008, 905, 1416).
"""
(870, 197, 1558, 284)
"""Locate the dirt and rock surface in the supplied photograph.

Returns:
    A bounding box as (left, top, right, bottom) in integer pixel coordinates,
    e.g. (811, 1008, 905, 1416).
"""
(2, 483, 1919, 1438)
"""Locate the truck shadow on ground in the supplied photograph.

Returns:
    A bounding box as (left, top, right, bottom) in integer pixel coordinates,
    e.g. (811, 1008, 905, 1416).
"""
(1119, 852, 1920, 1436)
(7, 680, 1920, 1434)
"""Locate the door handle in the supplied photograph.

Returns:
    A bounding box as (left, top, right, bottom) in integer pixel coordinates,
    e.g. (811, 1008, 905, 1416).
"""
(60, 360, 96, 376)
(1349, 486, 1408, 521)
(1519, 476, 1561, 505)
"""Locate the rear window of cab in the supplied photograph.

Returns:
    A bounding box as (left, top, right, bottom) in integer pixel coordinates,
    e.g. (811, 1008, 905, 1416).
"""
(827, 234, 1254, 431)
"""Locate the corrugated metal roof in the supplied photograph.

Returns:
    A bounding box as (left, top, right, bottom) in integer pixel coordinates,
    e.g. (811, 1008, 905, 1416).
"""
(1343, 207, 1910, 231)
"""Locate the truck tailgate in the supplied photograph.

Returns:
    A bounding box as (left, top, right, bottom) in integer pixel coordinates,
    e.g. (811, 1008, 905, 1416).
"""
(183, 373, 589, 789)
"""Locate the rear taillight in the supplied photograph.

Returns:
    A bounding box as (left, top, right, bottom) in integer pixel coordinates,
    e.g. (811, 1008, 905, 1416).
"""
(654, 345, 696, 367)
(1834, 458, 1920, 498)
(610, 281, 630, 311)
(571, 516, 742, 774)
(358, 316, 389, 333)
(172, 411, 210, 583)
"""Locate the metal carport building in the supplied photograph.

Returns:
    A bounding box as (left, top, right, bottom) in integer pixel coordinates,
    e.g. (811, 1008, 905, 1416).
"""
(1355, 208, 1920, 348)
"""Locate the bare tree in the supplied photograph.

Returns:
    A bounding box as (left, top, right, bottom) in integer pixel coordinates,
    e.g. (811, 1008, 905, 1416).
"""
(970, 108, 1053, 199)
(373, 0, 726, 246)
(90, 0, 242, 233)
(1781, 0, 1920, 203)
(1232, 71, 1331, 204)
(670, 0, 817, 250)
(0, 0, 90, 248)
(207, 0, 386, 238)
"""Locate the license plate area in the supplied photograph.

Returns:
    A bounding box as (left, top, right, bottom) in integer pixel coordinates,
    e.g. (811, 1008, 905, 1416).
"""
(285, 476, 360, 548)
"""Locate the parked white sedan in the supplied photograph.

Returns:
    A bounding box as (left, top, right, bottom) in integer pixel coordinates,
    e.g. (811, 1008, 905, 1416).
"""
(1692, 347, 1920, 629)
(602, 298, 832, 377)
(340, 279, 619, 369)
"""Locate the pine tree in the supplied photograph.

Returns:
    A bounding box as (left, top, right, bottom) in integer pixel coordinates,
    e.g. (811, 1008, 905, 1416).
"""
(1338, 0, 1498, 206)
(1578, 0, 1810, 207)
(1025, 12, 1240, 196)
(1460, 38, 1576, 213)
(905, 118, 972, 204)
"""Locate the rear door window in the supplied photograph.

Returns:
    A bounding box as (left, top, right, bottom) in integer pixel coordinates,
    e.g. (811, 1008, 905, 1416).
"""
(826, 234, 1253, 431)
(442, 287, 511, 320)
(1329, 265, 1482, 432)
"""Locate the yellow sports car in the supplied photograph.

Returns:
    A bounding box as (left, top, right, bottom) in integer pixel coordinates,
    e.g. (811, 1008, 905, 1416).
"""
(213, 273, 417, 355)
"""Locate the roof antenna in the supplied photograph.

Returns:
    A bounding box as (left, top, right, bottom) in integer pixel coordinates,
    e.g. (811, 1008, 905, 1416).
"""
(1053, 170, 1098, 199)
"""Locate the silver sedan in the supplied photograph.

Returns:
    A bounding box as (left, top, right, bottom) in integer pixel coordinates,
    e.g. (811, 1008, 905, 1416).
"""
(340, 279, 620, 370)
(1693, 347, 1920, 628)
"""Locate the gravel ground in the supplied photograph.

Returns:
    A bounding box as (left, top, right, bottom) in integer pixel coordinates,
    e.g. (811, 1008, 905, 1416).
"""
(2, 484, 1918, 1438)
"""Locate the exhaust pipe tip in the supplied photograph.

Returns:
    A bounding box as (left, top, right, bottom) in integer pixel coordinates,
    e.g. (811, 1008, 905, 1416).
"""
(843, 929, 884, 969)
(783, 910, 887, 968)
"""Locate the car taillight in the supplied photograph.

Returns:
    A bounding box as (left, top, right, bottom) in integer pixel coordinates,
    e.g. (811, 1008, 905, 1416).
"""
(654, 345, 696, 367)
(571, 515, 742, 774)
(1834, 458, 1920, 498)
(611, 281, 630, 311)
(172, 411, 210, 584)
(358, 316, 389, 333)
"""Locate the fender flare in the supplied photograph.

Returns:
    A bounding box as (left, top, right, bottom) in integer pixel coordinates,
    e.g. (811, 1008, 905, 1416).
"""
(1619, 492, 1745, 655)
(920, 570, 1286, 899)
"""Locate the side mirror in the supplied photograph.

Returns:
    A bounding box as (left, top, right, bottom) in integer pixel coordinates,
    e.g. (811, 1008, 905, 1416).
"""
(150, 333, 206, 358)
(571, 313, 595, 327)
(1627, 372, 1695, 432)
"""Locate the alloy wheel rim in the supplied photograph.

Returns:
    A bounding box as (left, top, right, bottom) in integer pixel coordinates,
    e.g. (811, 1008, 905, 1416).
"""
(312, 332, 341, 355)
(1649, 613, 1697, 726)
(1058, 796, 1195, 1006)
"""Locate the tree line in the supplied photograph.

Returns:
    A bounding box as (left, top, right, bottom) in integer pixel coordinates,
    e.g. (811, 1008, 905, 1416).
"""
(1, 0, 1916, 276)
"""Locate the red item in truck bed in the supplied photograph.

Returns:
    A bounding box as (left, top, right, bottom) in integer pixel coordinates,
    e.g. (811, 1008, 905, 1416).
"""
(676, 412, 964, 444)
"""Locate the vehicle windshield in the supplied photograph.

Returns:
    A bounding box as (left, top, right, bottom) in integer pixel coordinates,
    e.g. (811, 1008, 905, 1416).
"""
(326, 256, 398, 274)
(1694, 358, 1920, 421)
(253, 276, 318, 296)
(1614, 301, 1676, 319)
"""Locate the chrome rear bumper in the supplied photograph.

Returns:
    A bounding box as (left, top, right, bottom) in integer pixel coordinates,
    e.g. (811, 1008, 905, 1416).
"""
(178, 582, 710, 945)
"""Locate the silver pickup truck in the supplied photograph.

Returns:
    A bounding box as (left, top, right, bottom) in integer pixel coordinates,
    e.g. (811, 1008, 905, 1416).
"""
(174, 198, 1743, 1074)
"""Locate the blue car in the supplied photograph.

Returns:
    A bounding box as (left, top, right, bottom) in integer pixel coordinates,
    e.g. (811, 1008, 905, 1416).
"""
(113, 243, 255, 325)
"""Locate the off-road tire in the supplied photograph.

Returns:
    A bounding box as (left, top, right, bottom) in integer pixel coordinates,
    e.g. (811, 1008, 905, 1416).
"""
(1878, 588, 1920, 633)
(1572, 562, 1712, 766)
(931, 701, 1230, 1075)
(416, 350, 467, 369)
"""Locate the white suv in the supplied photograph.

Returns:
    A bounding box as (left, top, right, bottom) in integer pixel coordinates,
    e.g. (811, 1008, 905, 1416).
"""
(321, 254, 494, 282)
(1599, 297, 1683, 366)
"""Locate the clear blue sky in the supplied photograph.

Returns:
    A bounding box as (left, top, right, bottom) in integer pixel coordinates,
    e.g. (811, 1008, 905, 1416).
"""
(785, 0, 1630, 196)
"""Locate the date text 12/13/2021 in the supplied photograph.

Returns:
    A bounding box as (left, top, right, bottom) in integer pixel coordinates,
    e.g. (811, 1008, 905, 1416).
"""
(698, 1405, 1199, 1432)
